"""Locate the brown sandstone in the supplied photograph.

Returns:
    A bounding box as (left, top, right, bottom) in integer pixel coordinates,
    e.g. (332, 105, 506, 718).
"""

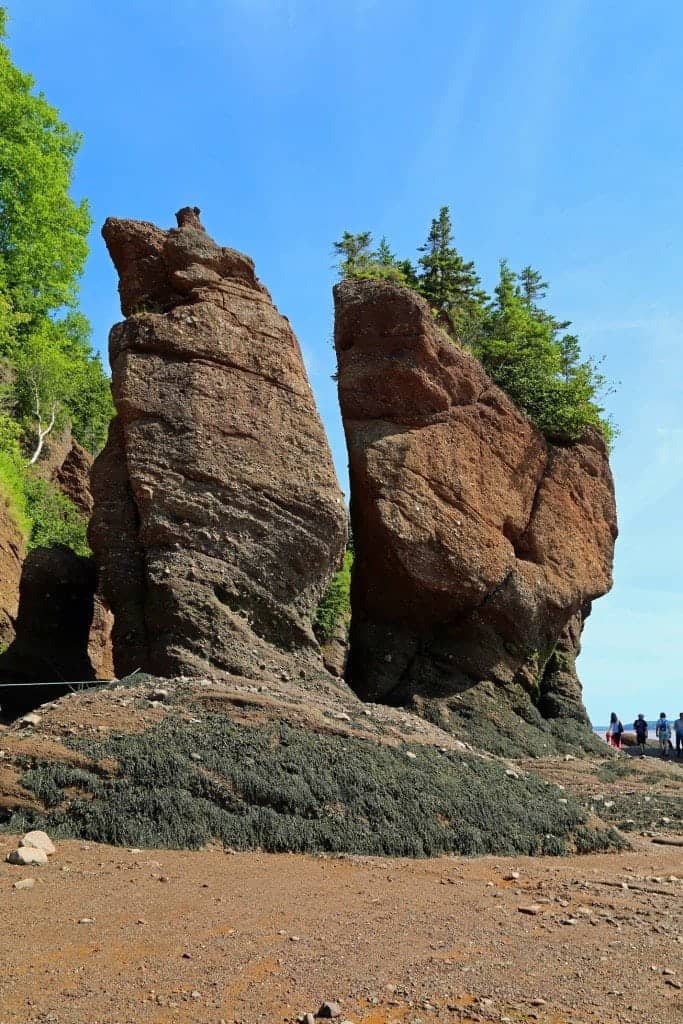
(90, 208, 347, 679)
(0, 434, 113, 696)
(0, 547, 100, 687)
(334, 279, 617, 750)
(0, 500, 24, 651)
(53, 437, 95, 517)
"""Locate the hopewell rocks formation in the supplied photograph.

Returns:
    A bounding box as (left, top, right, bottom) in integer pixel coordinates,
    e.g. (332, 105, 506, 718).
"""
(334, 279, 617, 750)
(2, 208, 618, 763)
(90, 208, 347, 679)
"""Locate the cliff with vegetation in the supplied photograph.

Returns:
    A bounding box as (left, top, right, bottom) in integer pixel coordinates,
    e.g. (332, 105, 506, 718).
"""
(334, 278, 617, 755)
(0, 6, 623, 858)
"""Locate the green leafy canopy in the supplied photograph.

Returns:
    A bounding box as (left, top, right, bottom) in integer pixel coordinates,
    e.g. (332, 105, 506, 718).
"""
(333, 209, 616, 448)
(0, 8, 113, 550)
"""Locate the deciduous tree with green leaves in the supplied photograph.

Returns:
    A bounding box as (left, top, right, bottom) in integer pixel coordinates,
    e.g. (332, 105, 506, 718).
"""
(0, 8, 113, 548)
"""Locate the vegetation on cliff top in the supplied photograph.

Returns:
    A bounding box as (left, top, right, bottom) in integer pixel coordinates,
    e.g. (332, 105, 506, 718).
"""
(0, 8, 112, 548)
(334, 207, 616, 448)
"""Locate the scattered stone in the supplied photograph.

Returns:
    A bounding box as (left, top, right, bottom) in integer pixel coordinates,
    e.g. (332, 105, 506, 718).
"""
(20, 830, 55, 855)
(78, 918, 95, 924)
(530, 998, 547, 1007)
(6, 847, 48, 867)
(13, 878, 35, 890)
(518, 905, 542, 915)
(405, 751, 418, 760)
(504, 871, 520, 881)
(149, 688, 169, 701)
(18, 712, 41, 728)
(505, 769, 520, 779)
(317, 1003, 342, 1019)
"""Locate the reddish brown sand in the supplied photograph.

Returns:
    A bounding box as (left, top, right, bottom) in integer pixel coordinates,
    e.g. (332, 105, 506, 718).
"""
(1, 834, 681, 1024)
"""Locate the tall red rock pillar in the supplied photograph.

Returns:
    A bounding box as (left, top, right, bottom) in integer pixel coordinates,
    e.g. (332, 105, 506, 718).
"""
(334, 279, 617, 750)
(90, 208, 347, 678)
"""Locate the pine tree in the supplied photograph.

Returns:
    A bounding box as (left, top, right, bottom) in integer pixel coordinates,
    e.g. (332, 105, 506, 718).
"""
(416, 206, 487, 342)
(333, 232, 411, 284)
(475, 261, 614, 445)
(519, 265, 549, 308)
(332, 231, 373, 278)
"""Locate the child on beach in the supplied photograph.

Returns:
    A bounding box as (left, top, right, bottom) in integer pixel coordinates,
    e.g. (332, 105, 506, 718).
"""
(633, 714, 648, 757)
(655, 713, 671, 759)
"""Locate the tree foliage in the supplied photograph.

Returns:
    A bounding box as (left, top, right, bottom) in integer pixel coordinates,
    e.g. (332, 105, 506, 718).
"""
(0, 10, 112, 549)
(333, 231, 414, 285)
(333, 210, 615, 447)
(473, 261, 614, 445)
(0, 8, 90, 332)
(417, 206, 488, 343)
(23, 474, 89, 555)
(314, 550, 353, 643)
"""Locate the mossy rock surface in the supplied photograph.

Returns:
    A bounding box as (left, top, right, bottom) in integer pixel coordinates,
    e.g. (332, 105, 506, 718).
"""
(420, 684, 605, 760)
(3, 714, 623, 857)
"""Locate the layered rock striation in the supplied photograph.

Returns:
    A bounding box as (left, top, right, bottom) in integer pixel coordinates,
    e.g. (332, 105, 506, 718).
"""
(90, 208, 347, 679)
(334, 279, 617, 753)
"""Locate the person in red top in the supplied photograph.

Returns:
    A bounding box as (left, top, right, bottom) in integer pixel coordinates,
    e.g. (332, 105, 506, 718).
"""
(606, 712, 624, 749)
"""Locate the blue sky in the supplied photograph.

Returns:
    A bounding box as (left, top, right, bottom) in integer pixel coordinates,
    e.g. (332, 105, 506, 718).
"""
(6, 0, 682, 725)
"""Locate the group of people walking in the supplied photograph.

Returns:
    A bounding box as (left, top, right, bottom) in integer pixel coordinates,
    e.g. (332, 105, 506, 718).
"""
(606, 711, 683, 759)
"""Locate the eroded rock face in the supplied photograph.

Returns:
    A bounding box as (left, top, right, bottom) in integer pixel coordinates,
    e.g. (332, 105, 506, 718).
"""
(0, 546, 98, 686)
(53, 438, 95, 517)
(90, 208, 346, 678)
(0, 436, 113, 696)
(0, 501, 24, 650)
(539, 603, 592, 723)
(334, 280, 617, 751)
(45, 435, 113, 678)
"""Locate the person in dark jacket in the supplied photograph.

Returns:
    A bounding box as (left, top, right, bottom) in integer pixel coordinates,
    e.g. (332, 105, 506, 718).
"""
(674, 713, 683, 759)
(633, 714, 648, 757)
